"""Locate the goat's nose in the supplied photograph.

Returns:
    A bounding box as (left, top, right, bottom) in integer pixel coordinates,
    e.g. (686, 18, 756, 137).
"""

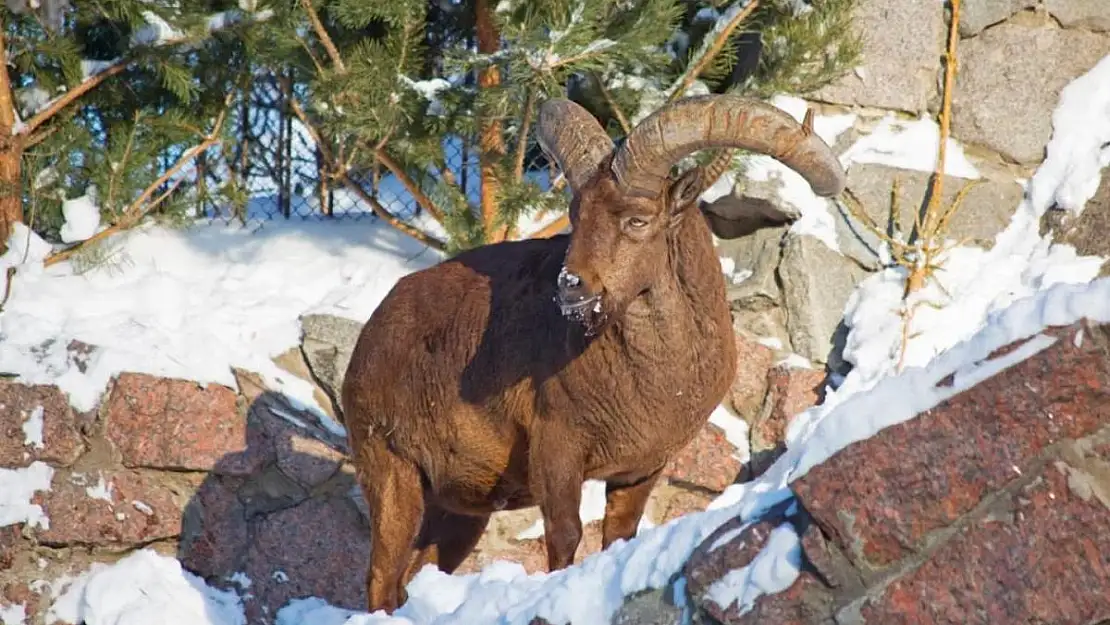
(557, 267, 582, 290)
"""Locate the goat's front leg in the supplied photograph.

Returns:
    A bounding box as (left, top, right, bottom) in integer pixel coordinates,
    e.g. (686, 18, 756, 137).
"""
(530, 436, 585, 571)
(602, 466, 663, 549)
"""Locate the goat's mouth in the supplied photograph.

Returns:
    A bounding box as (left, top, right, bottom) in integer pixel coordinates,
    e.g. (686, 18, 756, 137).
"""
(555, 288, 607, 334)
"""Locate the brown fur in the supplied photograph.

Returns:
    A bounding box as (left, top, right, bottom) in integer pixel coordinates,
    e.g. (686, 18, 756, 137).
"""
(342, 163, 738, 613)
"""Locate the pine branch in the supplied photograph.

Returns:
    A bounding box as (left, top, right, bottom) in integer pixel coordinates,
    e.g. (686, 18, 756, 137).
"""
(44, 127, 226, 267)
(295, 33, 327, 75)
(20, 6, 273, 137)
(24, 124, 58, 149)
(299, 0, 347, 73)
(668, 0, 760, 104)
(44, 92, 237, 267)
(106, 110, 143, 216)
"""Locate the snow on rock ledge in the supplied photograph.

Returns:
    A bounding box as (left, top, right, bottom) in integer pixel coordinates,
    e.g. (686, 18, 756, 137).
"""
(682, 310, 1110, 623)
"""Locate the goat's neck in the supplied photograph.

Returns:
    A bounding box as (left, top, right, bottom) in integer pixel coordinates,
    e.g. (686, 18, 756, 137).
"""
(616, 212, 728, 345)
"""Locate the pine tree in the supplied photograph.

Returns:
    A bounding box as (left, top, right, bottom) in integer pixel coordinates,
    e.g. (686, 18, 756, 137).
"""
(0, 0, 271, 253)
(244, 0, 861, 254)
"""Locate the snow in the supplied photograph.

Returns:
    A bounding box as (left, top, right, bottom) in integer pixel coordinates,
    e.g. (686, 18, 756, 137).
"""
(708, 404, 751, 464)
(756, 337, 784, 350)
(46, 549, 245, 625)
(58, 194, 101, 243)
(701, 95, 985, 254)
(1028, 54, 1110, 217)
(1, 222, 52, 293)
(704, 523, 801, 615)
(0, 461, 54, 530)
(131, 11, 185, 47)
(84, 474, 114, 503)
(0, 218, 441, 418)
(515, 480, 611, 541)
(694, 7, 721, 21)
(21, 405, 44, 450)
(0, 603, 26, 625)
(15, 86, 51, 118)
(80, 60, 116, 80)
(399, 76, 451, 117)
(716, 94, 857, 251)
(838, 114, 981, 180)
(777, 353, 813, 369)
(228, 572, 253, 591)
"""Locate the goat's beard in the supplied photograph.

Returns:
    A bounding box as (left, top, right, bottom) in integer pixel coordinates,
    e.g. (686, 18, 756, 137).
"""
(556, 292, 609, 337)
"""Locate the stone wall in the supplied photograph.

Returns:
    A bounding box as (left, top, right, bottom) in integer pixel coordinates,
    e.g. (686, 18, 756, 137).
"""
(712, 0, 1110, 379)
(676, 319, 1110, 624)
(0, 318, 764, 624)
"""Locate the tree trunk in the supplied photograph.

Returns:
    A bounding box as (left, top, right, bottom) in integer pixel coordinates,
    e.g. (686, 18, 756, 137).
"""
(0, 143, 22, 248)
(0, 28, 23, 249)
(475, 0, 505, 243)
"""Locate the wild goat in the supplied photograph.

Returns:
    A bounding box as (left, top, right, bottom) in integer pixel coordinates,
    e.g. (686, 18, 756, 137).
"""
(341, 93, 846, 613)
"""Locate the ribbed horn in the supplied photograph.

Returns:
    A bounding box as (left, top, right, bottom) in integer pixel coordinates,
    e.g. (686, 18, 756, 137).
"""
(611, 94, 846, 199)
(536, 98, 615, 191)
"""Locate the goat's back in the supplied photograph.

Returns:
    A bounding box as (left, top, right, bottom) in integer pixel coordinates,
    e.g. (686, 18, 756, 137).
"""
(341, 236, 575, 500)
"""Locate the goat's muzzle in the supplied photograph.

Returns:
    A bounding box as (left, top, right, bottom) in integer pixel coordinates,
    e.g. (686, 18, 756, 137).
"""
(556, 267, 603, 329)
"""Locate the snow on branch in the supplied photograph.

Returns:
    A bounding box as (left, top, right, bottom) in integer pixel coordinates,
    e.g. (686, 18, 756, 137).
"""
(12, 6, 274, 137)
(666, 0, 760, 103)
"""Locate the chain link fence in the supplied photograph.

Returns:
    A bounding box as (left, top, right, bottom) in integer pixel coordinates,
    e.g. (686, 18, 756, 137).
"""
(188, 70, 552, 235)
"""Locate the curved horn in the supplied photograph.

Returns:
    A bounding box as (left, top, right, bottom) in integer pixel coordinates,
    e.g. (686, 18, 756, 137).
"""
(688, 148, 737, 200)
(536, 98, 615, 191)
(611, 94, 846, 199)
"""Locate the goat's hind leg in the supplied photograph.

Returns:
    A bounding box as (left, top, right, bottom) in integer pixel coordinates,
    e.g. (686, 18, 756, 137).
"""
(359, 436, 424, 614)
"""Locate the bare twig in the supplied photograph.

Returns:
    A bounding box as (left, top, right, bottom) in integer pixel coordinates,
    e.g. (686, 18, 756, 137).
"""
(935, 178, 980, 235)
(294, 33, 327, 75)
(595, 72, 630, 134)
(667, 0, 760, 104)
(372, 146, 445, 224)
(0, 267, 14, 312)
(903, 0, 961, 297)
(336, 170, 447, 251)
(894, 0, 963, 369)
(921, 0, 962, 238)
(299, 0, 346, 73)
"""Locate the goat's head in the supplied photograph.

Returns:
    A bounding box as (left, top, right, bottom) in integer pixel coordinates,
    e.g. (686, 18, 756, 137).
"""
(536, 94, 847, 334)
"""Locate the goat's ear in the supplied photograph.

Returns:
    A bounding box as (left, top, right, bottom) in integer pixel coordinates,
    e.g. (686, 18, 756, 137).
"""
(666, 167, 703, 227)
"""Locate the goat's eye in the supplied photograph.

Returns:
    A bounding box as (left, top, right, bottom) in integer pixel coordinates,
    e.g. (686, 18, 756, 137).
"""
(626, 216, 649, 229)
